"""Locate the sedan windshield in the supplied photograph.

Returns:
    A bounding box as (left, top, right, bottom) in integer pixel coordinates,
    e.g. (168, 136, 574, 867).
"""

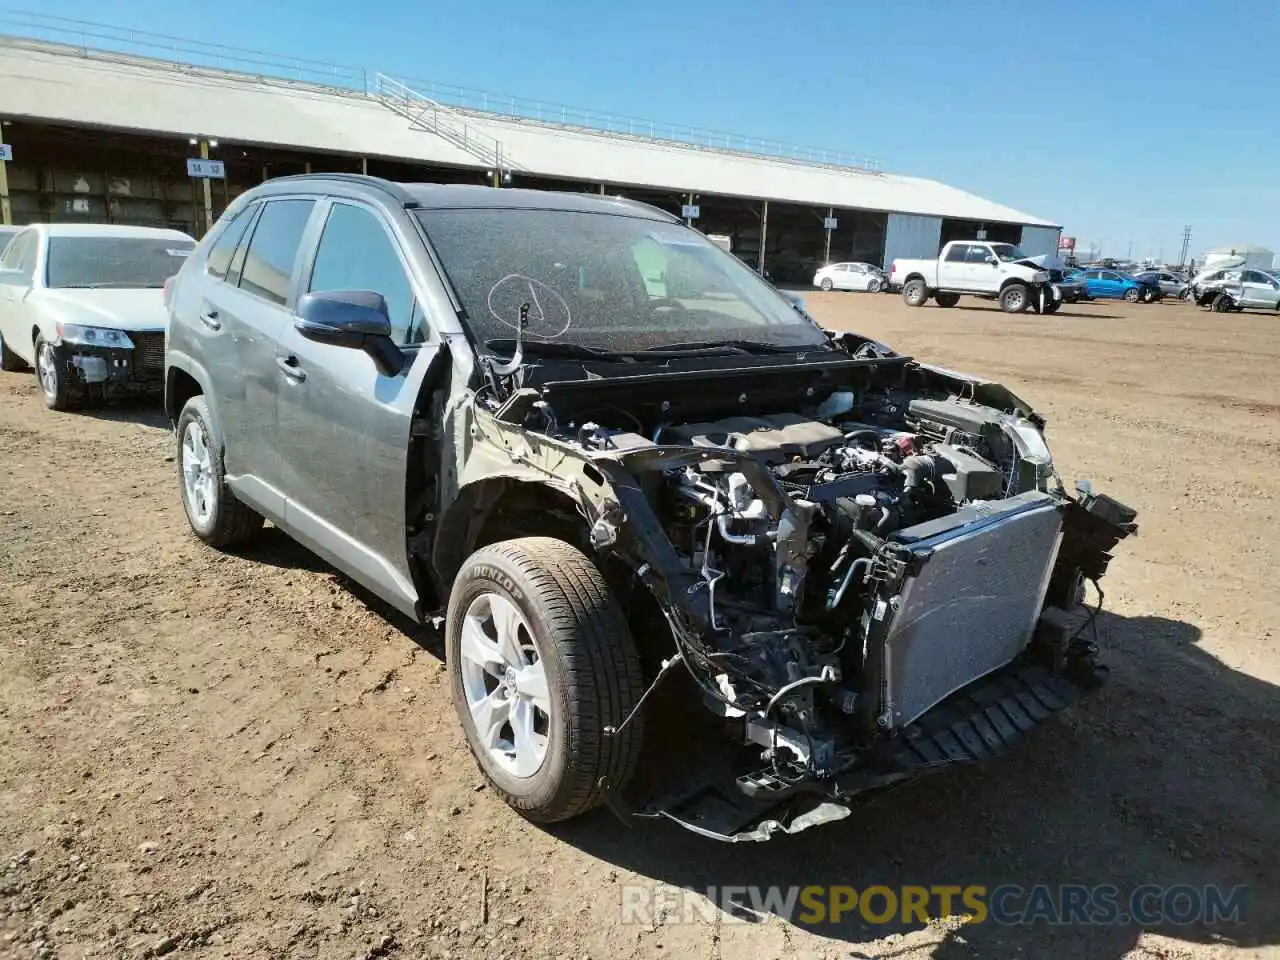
(414, 208, 828, 353)
(989, 244, 1031, 262)
(46, 237, 195, 289)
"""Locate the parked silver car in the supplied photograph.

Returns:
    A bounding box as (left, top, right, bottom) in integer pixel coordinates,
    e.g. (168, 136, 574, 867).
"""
(164, 175, 1136, 842)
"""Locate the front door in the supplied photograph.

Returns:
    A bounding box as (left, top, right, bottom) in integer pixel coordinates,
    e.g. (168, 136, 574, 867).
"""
(273, 198, 441, 618)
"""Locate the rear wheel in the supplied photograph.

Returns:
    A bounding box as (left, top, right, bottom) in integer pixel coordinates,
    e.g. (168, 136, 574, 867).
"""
(820, 277, 833, 292)
(1124, 287, 1140, 303)
(934, 292, 960, 308)
(446, 537, 646, 823)
(176, 395, 264, 547)
(902, 278, 929, 307)
(999, 284, 1029, 314)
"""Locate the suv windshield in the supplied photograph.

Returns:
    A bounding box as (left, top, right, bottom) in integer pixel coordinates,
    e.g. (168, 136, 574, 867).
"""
(46, 237, 195, 289)
(414, 208, 827, 353)
(989, 244, 1030, 262)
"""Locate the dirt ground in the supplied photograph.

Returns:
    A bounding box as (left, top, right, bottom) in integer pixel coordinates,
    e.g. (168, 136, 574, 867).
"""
(1, 293, 1277, 960)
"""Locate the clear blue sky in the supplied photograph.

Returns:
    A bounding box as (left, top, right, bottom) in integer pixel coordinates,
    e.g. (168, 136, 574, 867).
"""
(26, 0, 1280, 261)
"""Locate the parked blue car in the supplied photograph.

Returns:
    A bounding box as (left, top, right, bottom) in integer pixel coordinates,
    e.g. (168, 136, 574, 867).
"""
(1065, 268, 1160, 303)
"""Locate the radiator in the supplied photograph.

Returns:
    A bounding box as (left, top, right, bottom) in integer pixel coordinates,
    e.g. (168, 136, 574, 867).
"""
(880, 492, 1065, 729)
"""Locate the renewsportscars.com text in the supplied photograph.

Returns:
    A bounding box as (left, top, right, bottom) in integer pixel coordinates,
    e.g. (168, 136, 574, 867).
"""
(620, 883, 1248, 927)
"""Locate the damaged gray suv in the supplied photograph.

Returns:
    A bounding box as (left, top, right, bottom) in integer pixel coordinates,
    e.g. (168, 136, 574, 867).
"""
(164, 175, 1137, 842)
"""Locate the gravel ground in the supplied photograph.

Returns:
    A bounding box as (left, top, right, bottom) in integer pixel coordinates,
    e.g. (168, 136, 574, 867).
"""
(1, 293, 1277, 959)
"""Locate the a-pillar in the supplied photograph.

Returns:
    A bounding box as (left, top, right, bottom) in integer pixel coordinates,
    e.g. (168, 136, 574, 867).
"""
(758, 200, 769, 276)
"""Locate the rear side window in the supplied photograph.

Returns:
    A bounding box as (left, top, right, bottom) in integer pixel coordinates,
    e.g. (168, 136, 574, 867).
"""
(239, 199, 316, 306)
(206, 204, 257, 280)
(0, 230, 38, 278)
(944, 244, 969, 263)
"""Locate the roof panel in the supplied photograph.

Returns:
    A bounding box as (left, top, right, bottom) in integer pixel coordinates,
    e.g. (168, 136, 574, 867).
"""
(0, 39, 1059, 228)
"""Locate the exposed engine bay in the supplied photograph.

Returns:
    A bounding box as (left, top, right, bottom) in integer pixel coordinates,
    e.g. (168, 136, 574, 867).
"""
(467, 333, 1138, 840)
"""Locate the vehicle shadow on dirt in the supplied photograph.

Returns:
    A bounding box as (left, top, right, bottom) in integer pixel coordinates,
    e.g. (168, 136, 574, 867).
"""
(79, 396, 170, 429)
(556, 611, 1280, 958)
(953, 305, 1128, 321)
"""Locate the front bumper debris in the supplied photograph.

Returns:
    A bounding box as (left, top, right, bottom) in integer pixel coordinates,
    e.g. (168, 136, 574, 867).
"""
(610, 658, 1101, 842)
(57, 331, 165, 394)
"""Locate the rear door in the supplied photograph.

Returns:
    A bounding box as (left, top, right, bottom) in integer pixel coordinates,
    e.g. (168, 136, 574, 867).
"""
(938, 243, 971, 289)
(272, 196, 440, 617)
(200, 197, 318, 515)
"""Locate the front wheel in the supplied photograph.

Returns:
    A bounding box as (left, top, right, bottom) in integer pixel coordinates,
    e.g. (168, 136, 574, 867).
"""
(934, 292, 960, 308)
(820, 277, 833, 292)
(867, 278, 883, 293)
(176, 395, 264, 547)
(1042, 300, 1061, 315)
(34, 337, 87, 411)
(446, 537, 646, 824)
(999, 284, 1029, 314)
(902, 278, 929, 307)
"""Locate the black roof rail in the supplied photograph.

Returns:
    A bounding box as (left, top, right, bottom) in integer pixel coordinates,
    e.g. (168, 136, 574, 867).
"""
(261, 172, 420, 207)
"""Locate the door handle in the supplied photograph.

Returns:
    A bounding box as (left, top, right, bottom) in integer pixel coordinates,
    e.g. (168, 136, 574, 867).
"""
(276, 355, 306, 381)
(199, 309, 222, 331)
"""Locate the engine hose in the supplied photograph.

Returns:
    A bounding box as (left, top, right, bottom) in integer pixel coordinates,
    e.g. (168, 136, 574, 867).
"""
(902, 453, 939, 491)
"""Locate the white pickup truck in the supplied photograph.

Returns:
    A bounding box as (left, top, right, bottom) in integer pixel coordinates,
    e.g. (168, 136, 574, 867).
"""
(890, 240, 1059, 314)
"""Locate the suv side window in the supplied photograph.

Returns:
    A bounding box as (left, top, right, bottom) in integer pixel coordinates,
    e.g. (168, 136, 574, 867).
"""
(307, 202, 425, 344)
(206, 203, 258, 280)
(944, 244, 969, 263)
(964, 245, 993, 264)
(238, 199, 316, 307)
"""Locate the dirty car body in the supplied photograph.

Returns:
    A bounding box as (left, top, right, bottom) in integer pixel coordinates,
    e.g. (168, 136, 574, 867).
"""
(165, 177, 1137, 843)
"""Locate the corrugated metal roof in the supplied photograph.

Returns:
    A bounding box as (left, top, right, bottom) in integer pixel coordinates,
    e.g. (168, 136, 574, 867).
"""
(0, 38, 1059, 228)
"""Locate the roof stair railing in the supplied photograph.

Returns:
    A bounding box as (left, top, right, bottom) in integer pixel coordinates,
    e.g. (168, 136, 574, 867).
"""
(374, 72, 510, 173)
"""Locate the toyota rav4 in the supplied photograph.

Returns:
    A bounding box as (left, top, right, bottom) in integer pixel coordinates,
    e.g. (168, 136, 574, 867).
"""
(164, 175, 1137, 842)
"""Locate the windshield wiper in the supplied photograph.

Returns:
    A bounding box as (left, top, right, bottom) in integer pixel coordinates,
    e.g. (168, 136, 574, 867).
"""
(482, 338, 634, 361)
(635, 339, 830, 356)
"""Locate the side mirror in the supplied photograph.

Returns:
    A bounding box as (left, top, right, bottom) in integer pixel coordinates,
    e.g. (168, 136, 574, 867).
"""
(296, 290, 405, 376)
(986, 257, 999, 266)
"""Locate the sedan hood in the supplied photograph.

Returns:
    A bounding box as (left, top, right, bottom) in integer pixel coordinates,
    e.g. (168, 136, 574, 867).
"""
(40, 289, 168, 332)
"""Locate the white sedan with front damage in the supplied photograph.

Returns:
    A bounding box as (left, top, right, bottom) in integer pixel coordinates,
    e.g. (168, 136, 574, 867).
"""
(0, 223, 195, 411)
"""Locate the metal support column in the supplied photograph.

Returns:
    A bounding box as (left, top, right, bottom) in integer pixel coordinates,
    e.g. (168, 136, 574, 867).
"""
(823, 206, 834, 265)
(199, 139, 215, 235)
(599, 183, 606, 195)
(0, 122, 11, 226)
(758, 200, 769, 277)
(304, 161, 312, 174)
(685, 192, 695, 227)
(361, 157, 368, 175)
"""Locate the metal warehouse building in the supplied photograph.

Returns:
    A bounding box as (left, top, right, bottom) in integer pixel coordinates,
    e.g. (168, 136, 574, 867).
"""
(0, 17, 1061, 282)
